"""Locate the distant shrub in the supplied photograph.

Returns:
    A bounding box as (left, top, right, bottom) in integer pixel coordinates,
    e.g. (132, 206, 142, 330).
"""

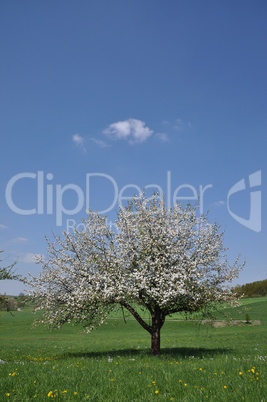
(1, 297, 17, 311)
(245, 313, 251, 324)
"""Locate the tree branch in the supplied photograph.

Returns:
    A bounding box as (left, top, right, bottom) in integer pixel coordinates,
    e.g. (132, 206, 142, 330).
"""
(121, 302, 152, 334)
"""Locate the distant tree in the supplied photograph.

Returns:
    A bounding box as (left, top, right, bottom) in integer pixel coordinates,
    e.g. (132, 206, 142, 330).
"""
(29, 194, 244, 355)
(0, 250, 19, 281)
(0, 251, 22, 312)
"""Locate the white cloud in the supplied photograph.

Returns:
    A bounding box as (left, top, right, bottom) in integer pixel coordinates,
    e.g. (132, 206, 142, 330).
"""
(215, 200, 226, 207)
(103, 118, 153, 144)
(162, 120, 170, 126)
(156, 132, 169, 142)
(90, 138, 110, 148)
(18, 253, 43, 264)
(14, 237, 28, 243)
(72, 133, 86, 151)
(11, 237, 28, 243)
(173, 118, 192, 131)
(0, 224, 8, 229)
(173, 118, 184, 131)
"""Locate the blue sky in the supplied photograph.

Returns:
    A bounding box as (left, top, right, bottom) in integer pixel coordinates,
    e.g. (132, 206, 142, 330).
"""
(0, 0, 266, 295)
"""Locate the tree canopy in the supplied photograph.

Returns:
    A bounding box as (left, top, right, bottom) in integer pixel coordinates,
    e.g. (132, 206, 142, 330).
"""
(29, 194, 243, 355)
(0, 250, 21, 313)
(0, 251, 18, 281)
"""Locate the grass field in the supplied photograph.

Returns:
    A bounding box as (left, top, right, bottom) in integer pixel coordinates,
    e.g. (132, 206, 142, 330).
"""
(0, 298, 266, 401)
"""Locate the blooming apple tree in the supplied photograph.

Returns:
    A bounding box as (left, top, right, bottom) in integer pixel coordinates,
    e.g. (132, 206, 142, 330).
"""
(29, 194, 243, 355)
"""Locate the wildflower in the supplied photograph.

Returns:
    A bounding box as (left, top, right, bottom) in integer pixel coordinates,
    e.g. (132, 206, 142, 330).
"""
(178, 380, 182, 383)
(48, 391, 53, 397)
(199, 368, 202, 371)
(74, 391, 78, 396)
(184, 384, 187, 387)
(155, 390, 159, 394)
(239, 371, 242, 376)
(6, 394, 10, 397)
(224, 386, 227, 389)
(61, 390, 67, 394)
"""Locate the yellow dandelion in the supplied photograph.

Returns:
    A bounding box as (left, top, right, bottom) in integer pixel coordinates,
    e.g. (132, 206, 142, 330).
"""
(184, 383, 187, 387)
(48, 391, 53, 397)
(239, 371, 242, 375)
(74, 391, 78, 396)
(199, 368, 202, 371)
(6, 394, 10, 397)
(224, 386, 227, 389)
(155, 390, 159, 394)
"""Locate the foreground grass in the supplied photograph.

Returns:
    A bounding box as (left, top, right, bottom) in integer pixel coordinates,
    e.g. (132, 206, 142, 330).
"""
(0, 298, 266, 401)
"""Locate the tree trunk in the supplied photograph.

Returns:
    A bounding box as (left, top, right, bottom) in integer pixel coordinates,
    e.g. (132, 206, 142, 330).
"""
(121, 302, 165, 356)
(151, 324, 161, 355)
(151, 310, 164, 355)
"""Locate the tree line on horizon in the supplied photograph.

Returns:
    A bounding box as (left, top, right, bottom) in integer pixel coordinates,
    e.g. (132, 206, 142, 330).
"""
(233, 279, 267, 298)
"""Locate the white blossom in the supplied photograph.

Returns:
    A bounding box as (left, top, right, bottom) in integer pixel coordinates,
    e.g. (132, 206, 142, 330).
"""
(28, 193, 244, 355)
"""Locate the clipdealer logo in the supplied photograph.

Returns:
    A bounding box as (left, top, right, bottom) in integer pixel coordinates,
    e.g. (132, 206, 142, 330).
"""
(4, 170, 262, 232)
(227, 170, 262, 233)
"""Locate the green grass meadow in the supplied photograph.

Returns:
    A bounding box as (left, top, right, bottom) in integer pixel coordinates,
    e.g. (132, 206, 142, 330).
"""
(0, 298, 266, 401)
